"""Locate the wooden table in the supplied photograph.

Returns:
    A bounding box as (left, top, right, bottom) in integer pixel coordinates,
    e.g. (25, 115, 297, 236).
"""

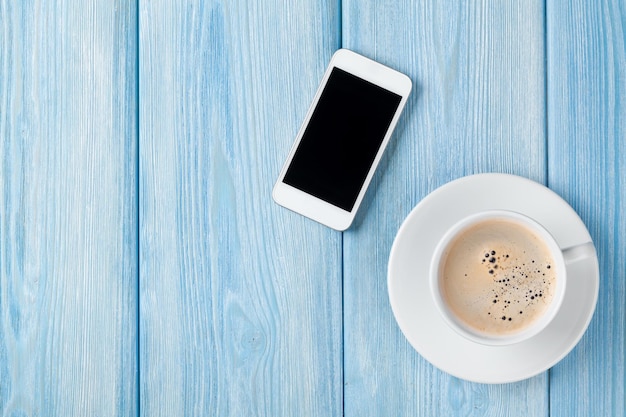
(2, 1, 624, 415)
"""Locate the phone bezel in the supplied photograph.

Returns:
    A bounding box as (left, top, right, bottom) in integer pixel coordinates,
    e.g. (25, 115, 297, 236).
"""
(272, 49, 412, 231)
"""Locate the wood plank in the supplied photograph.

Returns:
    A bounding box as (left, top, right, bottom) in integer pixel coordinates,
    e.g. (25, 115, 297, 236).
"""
(547, 0, 626, 415)
(0, 2, 137, 415)
(342, 1, 548, 415)
(138, 1, 341, 415)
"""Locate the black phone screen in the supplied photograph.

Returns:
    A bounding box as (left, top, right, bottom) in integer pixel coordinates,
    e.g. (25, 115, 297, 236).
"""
(282, 67, 403, 212)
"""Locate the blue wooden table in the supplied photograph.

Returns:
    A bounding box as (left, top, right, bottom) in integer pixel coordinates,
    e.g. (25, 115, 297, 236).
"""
(1, 1, 624, 415)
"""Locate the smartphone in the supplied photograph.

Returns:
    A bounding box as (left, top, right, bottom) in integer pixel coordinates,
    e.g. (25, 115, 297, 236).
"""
(272, 49, 412, 231)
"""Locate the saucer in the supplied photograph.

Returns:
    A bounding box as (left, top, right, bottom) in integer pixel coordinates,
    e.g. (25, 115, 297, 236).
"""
(388, 173, 599, 384)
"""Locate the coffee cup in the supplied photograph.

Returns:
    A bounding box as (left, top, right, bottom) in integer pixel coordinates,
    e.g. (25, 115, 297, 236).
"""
(430, 210, 567, 346)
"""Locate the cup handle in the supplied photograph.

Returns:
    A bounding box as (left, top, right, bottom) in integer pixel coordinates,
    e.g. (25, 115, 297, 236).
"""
(562, 242, 597, 266)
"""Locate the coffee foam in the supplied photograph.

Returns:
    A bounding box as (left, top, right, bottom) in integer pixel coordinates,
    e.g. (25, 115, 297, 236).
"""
(440, 219, 557, 336)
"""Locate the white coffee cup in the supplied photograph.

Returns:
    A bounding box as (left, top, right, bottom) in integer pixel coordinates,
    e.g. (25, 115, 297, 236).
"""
(430, 210, 567, 346)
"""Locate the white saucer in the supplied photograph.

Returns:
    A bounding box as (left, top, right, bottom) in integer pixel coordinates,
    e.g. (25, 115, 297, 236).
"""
(388, 173, 599, 384)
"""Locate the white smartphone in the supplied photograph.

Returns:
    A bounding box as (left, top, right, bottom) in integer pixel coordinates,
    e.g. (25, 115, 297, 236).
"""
(272, 49, 412, 231)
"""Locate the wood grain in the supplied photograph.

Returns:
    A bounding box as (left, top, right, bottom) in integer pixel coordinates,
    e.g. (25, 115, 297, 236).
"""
(1, 1, 623, 415)
(547, 0, 626, 415)
(0, 1, 137, 416)
(138, 1, 342, 415)
(342, 1, 548, 415)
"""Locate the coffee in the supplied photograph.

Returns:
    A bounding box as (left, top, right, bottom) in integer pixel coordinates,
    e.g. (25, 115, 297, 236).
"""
(440, 218, 557, 336)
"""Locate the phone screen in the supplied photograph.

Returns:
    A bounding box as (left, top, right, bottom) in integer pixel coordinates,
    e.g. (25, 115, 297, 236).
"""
(283, 67, 402, 212)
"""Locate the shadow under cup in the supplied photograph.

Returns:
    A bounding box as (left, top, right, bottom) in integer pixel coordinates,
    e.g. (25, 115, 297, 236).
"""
(430, 210, 567, 346)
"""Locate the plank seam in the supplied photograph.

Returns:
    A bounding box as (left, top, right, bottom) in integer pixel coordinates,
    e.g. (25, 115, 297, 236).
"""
(544, 0, 550, 190)
(136, 0, 141, 415)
